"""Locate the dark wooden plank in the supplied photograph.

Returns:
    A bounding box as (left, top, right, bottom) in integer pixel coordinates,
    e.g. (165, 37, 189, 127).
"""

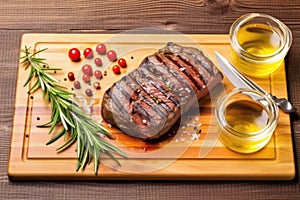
(0, 0, 298, 33)
(0, 0, 300, 199)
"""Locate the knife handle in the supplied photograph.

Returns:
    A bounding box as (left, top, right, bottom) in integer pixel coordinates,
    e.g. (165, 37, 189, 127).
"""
(270, 95, 297, 113)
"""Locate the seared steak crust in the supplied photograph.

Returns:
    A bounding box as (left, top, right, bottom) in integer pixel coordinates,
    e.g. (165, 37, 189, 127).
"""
(101, 42, 223, 140)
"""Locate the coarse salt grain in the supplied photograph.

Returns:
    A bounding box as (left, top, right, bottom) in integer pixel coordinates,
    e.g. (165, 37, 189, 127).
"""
(191, 133, 199, 140)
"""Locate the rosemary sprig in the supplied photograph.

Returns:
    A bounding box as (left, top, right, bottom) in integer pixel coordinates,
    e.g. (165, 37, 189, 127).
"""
(20, 46, 126, 174)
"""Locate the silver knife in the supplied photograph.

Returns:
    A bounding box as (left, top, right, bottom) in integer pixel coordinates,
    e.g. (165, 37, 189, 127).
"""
(215, 51, 296, 113)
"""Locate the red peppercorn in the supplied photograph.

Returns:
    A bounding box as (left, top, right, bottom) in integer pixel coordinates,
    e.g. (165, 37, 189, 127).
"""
(82, 64, 93, 76)
(74, 81, 81, 89)
(85, 89, 93, 97)
(96, 43, 106, 55)
(94, 57, 102, 66)
(67, 72, 75, 81)
(118, 58, 127, 68)
(82, 74, 90, 83)
(68, 48, 81, 62)
(107, 50, 117, 61)
(94, 82, 101, 90)
(94, 70, 103, 79)
(83, 48, 93, 59)
(112, 65, 121, 74)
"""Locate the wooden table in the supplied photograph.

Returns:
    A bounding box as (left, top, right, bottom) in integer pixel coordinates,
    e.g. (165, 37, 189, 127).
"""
(1, 0, 299, 199)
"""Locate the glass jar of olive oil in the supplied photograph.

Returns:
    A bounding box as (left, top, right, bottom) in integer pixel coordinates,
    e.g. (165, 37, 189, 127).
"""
(230, 13, 292, 77)
(215, 89, 279, 153)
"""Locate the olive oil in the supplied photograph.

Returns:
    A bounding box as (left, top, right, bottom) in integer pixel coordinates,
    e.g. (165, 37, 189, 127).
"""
(237, 24, 281, 57)
(225, 100, 269, 133)
(219, 100, 272, 153)
(231, 23, 283, 77)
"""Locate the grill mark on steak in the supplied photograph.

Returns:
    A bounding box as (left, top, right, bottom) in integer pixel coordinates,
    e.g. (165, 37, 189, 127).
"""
(155, 54, 198, 93)
(177, 54, 212, 84)
(106, 87, 130, 121)
(174, 56, 207, 90)
(137, 66, 179, 112)
(110, 79, 158, 127)
(164, 54, 205, 91)
(126, 73, 168, 124)
(138, 64, 180, 106)
(176, 55, 207, 85)
(148, 81, 177, 113)
(153, 54, 195, 94)
(155, 54, 163, 63)
(131, 101, 150, 126)
(160, 42, 216, 76)
(183, 52, 215, 76)
(147, 55, 193, 104)
(130, 68, 174, 114)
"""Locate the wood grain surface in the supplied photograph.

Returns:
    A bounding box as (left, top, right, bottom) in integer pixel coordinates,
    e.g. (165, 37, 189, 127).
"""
(1, 0, 300, 199)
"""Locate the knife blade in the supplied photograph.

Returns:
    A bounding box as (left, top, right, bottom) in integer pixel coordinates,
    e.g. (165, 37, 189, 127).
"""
(215, 51, 296, 113)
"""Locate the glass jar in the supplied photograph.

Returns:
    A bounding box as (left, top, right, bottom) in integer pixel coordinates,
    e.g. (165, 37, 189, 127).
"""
(215, 88, 279, 153)
(230, 13, 292, 77)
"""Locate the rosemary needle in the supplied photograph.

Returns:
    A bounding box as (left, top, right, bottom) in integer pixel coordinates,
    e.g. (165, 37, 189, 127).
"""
(20, 46, 126, 174)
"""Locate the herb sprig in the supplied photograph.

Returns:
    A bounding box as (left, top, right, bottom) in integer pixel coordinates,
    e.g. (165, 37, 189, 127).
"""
(20, 46, 126, 174)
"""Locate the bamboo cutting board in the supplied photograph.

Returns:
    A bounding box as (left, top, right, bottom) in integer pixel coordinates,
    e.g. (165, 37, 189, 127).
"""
(8, 34, 295, 180)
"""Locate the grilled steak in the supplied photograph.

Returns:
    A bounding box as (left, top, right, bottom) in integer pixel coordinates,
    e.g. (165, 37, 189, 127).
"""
(101, 42, 223, 140)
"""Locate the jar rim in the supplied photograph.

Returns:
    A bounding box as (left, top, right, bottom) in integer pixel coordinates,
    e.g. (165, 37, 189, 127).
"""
(230, 13, 292, 63)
